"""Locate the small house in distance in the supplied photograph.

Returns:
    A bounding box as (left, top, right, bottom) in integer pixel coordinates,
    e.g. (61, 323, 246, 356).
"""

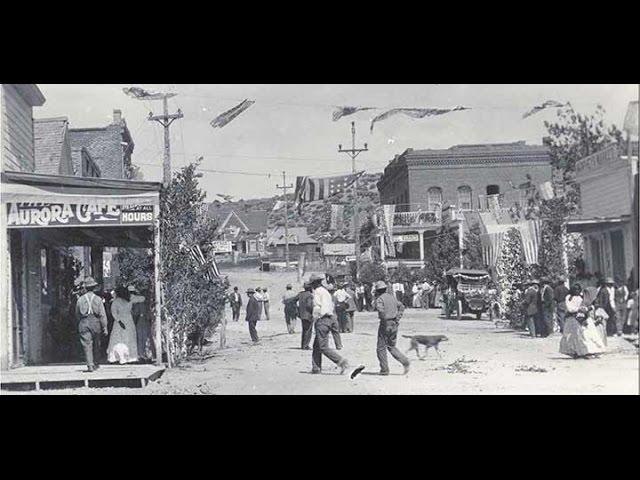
(266, 226, 320, 260)
(207, 204, 268, 254)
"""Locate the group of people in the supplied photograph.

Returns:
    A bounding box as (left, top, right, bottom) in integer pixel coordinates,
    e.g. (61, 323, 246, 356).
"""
(520, 275, 639, 359)
(233, 275, 411, 375)
(74, 276, 152, 372)
(351, 280, 440, 312)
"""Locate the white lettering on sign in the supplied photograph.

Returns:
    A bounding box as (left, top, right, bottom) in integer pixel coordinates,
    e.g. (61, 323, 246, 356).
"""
(7, 203, 155, 228)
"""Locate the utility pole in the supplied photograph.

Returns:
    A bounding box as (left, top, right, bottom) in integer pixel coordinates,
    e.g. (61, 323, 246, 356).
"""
(339, 121, 368, 280)
(276, 171, 293, 269)
(148, 95, 183, 188)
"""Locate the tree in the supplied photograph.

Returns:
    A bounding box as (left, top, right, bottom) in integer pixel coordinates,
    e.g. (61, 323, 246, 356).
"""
(463, 223, 485, 270)
(424, 229, 460, 283)
(358, 260, 387, 284)
(495, 228, 528, 328)
(117, 160, 227, 365)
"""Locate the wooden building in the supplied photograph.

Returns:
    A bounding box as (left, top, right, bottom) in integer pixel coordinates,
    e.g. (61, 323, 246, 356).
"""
(568, 143, 638, 284)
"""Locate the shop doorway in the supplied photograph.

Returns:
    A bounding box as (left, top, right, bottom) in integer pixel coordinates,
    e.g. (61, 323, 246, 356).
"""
(610, 230, 626, 282)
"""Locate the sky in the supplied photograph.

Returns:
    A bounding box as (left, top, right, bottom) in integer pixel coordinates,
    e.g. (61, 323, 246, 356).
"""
(36, 84, 638, 200)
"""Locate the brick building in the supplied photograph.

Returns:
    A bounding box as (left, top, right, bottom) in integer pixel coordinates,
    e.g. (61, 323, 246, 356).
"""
(377, 141, 552, 265)
(68, 109, 134, 180)
(33, 117, 74, 176)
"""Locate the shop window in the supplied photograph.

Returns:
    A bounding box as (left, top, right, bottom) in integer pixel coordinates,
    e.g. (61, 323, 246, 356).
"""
(427, 187, 442, 211)
(458, 185, 472, 210)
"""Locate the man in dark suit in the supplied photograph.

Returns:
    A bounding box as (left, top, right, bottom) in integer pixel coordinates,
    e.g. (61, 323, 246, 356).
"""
(523, 280, 540, 338)
(539, 277, 554, 337)
(553, 278, 569, 333)
(245, 288, 261, 343)
(298, 282, 315, 350)
(229, 286, 243, 321)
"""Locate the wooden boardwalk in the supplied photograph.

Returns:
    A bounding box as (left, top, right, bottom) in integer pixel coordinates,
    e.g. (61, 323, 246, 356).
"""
(1, 364, 165, 391)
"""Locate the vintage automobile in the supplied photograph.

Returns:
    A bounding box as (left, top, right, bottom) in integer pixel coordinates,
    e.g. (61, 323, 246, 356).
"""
(443, 268, 493, 320)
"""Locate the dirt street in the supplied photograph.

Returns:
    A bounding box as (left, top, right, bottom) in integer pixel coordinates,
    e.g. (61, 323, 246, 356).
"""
(11, 266, 638, 395)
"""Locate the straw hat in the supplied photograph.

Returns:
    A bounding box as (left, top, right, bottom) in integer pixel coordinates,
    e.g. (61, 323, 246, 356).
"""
(84, 277, 98, 288)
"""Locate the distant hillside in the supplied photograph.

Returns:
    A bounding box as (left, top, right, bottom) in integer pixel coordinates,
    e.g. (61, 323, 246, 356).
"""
(208, 172, 382, 242)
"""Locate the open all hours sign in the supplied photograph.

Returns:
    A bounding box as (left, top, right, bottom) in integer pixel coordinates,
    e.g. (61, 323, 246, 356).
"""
(7, 203, 156, 228)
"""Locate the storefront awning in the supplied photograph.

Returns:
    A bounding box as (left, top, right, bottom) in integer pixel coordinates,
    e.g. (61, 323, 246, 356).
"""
(1, 171, 161, 206)
(1, 171, 161, 229)
(566, 216, 630, 233)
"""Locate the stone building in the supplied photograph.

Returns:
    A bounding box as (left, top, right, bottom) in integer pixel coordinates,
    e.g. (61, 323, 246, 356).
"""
(377, 141, 552, 266)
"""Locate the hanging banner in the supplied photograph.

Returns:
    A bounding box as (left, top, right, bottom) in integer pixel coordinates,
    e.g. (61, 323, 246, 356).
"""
(6, 203, 156, 228)
(382, 205, 396, 258)
(323, 243, 356, 256)
(210, 241, 233, 253)
(393, 234, 419, 243)
(330, 204, 344, 230)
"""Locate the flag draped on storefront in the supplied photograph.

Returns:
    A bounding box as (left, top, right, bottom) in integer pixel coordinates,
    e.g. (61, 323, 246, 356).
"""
(382, 204, 396, 258)
(332, 106, 376, 122)
(293, 171, 364, 213)
(330, 204, 344, 230)
(181, 243, 221, 281)
(517, 219, 542, 265)
(370, 106, 470, 132)
(522, 100, 567, 119)
(210, 99, 255, 128)
(537, 181, 555, 201)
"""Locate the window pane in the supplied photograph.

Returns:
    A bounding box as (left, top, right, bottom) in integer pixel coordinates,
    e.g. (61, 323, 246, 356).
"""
(458, 186, 472, 210)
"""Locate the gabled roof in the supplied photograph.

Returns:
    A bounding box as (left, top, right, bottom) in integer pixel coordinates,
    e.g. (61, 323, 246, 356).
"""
(208, 204, 268, 233)
(267, 226, 318, 246)
(34, 117, 72, 175)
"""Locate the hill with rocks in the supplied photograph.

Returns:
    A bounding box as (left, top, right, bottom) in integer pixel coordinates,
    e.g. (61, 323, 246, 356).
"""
(208, 172, 382, 242)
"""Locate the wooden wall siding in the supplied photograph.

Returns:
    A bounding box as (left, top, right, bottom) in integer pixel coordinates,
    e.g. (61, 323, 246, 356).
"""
(579, 168, 632, 219)
(2, 84, 35, 172)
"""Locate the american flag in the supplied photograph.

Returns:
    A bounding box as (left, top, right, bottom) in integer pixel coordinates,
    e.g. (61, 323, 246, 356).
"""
(517, 220, 541, 265)
(293, 171, 364, 212)
(181, 243, 221, 281)
(481, 231, 506, 267)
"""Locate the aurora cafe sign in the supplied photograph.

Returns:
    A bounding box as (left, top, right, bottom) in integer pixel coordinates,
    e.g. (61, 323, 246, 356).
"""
(7, 203, 156, 228)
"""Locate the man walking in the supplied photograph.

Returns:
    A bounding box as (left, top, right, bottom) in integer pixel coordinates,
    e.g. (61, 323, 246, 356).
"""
(245, 288, 261, 343)
(539, 277, 554, 337)
(75, 277, 108, 372)
(333, 283, 351, 333)
(344, 283, 357, 333)
(374, 281, 410, 375)
(310, 274, 349, 374)
(262, 287, 271, 320)
(298, 282, 315, 350)
(523, 280, 540, 338)
(282, 284, 299, 334)
(553, 278, 569, 333)
(229, 286, 243, 322)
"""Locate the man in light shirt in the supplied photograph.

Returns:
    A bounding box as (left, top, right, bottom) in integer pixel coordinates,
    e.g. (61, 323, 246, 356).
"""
(392, 281, 405, 302)
(333, 283, 351, 333)
(309, 273, 349, 374)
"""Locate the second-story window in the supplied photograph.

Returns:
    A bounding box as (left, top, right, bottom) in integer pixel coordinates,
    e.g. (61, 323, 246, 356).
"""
(427, 187, 442, 211)
(458, 185, 472, 210)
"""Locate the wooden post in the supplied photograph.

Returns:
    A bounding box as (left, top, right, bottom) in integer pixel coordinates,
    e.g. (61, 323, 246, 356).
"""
(153, 203, 163, 366)
(380, 233, 386, 262)
(418, 230, 425, 264)
(219, 312, 227, 350)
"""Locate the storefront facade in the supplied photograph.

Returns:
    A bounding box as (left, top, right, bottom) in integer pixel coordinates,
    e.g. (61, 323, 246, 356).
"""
(1, 171, 162, 370)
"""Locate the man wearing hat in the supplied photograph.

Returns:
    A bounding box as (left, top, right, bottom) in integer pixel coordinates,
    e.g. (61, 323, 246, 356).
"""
(309, 273, 349, 374)
(595, 277, 617, 336)
(245, 288, 261, 343)
(539, 277, 554, 337)
(298, 282, 315, 349)
(374, 280, 410, 375)
(229, 286, 243, 322)
(75, 277, 108, 372)
(523, 280, 540, 338)
(282, 284, 299, 334)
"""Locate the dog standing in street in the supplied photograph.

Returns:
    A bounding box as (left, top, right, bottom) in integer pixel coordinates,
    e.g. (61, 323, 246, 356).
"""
(403, 335, 449, 359)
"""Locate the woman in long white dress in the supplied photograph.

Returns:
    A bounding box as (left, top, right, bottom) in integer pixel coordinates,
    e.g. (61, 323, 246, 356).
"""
(559, 284, 606, 358)
(107, 285, 145, 364)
